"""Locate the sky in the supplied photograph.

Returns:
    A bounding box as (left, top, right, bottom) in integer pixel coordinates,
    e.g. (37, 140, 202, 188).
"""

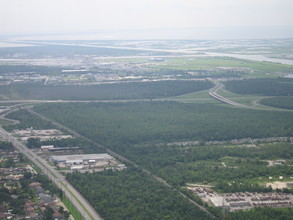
(1, 0, 293, 39)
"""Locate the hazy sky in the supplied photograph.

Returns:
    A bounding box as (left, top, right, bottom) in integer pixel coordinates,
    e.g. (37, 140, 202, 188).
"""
(1, 0, 293, 38)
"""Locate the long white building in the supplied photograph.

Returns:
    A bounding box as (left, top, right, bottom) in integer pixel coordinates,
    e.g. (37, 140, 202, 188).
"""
(50, 154, 113, 164)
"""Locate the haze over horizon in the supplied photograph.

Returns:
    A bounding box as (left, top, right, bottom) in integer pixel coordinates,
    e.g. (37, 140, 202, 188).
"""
(1, 0, 293, 40)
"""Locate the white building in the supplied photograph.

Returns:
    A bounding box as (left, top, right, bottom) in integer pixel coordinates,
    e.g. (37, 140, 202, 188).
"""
(50, 154, 113, 164)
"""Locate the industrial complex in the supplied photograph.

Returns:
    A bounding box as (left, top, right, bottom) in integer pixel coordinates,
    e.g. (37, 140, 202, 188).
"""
(50, 154, 126, 172)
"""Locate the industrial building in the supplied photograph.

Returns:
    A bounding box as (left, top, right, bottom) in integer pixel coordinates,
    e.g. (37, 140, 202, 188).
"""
(50, 154, 113, 164)
(49, 153, 127, 172)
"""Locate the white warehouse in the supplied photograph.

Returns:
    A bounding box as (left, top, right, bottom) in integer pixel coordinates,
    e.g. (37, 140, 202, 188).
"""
(50, 154, 113, 164)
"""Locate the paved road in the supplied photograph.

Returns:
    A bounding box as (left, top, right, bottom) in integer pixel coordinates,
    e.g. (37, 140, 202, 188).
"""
(209, 82, 249, 108)
(0, 125, 103, 220)
(208, 82, 293, 112)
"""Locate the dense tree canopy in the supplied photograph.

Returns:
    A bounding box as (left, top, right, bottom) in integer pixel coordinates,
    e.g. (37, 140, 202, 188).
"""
(0, 80, 213, 100)
(67, 168, 212, 220)
(33, 102, 293, 147)
(224, 78, 293, 96)
(260, 96, 293, 110)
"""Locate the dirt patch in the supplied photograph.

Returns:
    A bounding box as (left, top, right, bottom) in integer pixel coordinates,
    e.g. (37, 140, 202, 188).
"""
(265, 181, 288, 189)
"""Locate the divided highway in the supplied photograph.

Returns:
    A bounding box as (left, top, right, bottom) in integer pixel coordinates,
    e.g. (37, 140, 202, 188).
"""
(209, 82, 249, 108)
(0, 126, 103, 220)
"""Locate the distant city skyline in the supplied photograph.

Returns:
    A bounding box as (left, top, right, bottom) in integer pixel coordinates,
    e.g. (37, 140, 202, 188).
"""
(1, 0, 293, 39)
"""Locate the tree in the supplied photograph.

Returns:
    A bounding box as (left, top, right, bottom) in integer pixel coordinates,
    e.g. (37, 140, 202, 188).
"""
(43, 206, 54, 220)
(4, 158, 15, 168)
(26, 138, 41, 148)
(23, 171, 32, 179)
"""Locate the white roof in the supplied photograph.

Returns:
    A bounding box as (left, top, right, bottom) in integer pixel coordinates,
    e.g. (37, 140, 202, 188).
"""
(209, 196, 225, 207)
(41, 145, 54, 149)
(51, 154, 113, 162)
(66, 160, 83, 163)
(71, 165, 83, 170)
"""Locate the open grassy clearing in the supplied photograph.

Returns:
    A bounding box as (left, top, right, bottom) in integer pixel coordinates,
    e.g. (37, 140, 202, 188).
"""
(216, 86, 267, 106)
(0, 118, 13, 126)
(174, 99, 221, 104)
(170, 89, 211, 99)
(152, 57, 293, 78)
(168, 89, 219, 104)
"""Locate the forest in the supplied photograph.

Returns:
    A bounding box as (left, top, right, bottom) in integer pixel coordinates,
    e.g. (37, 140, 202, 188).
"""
(32, 101, 293, 147)
(224, 78, 293, 96)
(66, 167, 213, 220)
(6, 103, 293, 188)
(119, 142, 293, 190)
(4, 102, 293, 219)
(225, 207, 293, 220)
(4, 109, 55, 132)
(260, 96, 293, 110)
(0, 65, 63, 75)
(0, 80, 213, 100)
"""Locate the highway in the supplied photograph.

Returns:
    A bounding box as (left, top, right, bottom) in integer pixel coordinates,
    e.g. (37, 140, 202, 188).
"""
(209, 82, 249, 108)
(208, 82, 293, 112)
(0, 125, 103, 220)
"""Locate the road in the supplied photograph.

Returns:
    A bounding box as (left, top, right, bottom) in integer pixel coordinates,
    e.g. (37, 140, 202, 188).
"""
(209, 82, 249, 108)
(0, 125, 103, 220)
(208, 82, 293, 112)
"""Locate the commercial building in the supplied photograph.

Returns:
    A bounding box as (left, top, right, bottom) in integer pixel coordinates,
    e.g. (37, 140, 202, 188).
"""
(50, 154, 113, 164)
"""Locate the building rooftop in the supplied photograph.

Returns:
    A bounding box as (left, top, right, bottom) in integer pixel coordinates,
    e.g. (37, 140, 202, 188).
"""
(50, 154, 113, 162)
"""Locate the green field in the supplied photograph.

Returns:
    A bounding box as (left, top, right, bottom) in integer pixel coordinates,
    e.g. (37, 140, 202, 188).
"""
(152, 57, 293, 78)
(0, 118, 13, 126)
(169, 89, 219, 104)
(215, 85, 267, 106)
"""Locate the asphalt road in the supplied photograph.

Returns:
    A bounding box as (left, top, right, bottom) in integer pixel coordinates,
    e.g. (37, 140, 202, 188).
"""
(0, 126, 103, 220)
(209, 82, 249, 108)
